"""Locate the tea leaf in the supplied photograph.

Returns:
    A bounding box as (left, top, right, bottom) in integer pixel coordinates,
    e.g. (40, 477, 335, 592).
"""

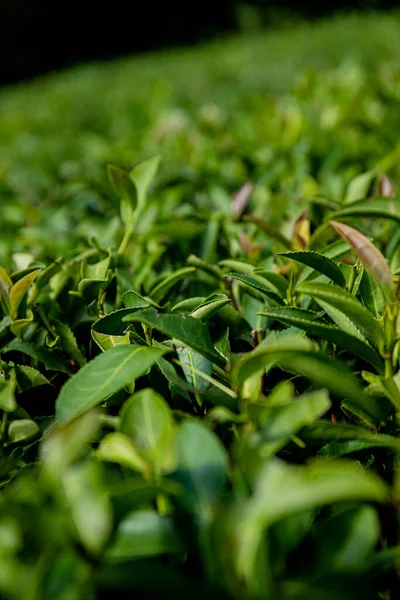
(9, 269, 40, 319)
(105, 510, 183, 562)
(120, 388, 177, 476)
(256, 389, 331, 457)
(172, 420, 228, 517)
(7, 419, 39, 445)
(260, 307, 383, 370)
(226, 272, 285, 305)
(331, 197, 400, 223)
(344, 170, 376, 204)
(63, 461, 112, 555)
(130, 155, 161, 212)
(297, 281, 383, 347)
(56, 345, 166, 424)
(278, 251, 346, 287)
(122, 308, 223, 365)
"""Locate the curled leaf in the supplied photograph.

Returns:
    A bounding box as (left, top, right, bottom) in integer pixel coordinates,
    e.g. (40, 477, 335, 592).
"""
(231, 182, 253, 221)
(329, 221, 393, 302)
(293, 208, 310, 250)
(378, 174, 395, 198)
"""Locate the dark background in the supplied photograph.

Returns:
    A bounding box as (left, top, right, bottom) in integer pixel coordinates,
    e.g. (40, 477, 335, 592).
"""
(0, 0, 398, 86)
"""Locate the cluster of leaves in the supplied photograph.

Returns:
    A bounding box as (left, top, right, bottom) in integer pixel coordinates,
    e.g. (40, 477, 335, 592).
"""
(2, 12, 400, 600)
(1, 14, 400, 265)
(0, 151, 399, 600)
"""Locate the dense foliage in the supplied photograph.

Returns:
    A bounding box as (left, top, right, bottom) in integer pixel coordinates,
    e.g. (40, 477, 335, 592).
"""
(1, 13, 400, 600)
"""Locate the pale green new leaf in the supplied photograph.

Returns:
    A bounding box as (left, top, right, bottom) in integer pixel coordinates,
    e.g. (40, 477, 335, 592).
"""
(120, 388, 177, 475)
(105, 509, 183, 562)
(63, 461, 112, 555)
(130, 155, 161, 212)
(256, 389, 331, 457)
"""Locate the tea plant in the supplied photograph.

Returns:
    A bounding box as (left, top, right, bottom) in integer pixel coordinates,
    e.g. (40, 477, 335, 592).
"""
(1, 11, 400, 600)
(0, 152, 398, 599)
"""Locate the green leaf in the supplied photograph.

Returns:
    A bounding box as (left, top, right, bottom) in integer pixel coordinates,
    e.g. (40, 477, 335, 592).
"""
(122, 308, 223, 365)
(296, 281, 382, 347)
(226, 272, 284, 305)
(40, 410, 102, 481)
(236, 458, 388, 585)
(108, 165, 137, 221)
(0, 316, 11, 339)
(130, 155, 161, 212)
(91, 308, 140, 351)
(218, 259, 256, 275)
(0, 266, 11, 315)
(172, 420, 228, 517)
(0, 266, 12, 290)
(276, 352, 381, 420)
(341, 399, 379, 428)
(177, 346, 213, 392)
(83, 255, 110, 280)
(92, 330, 130, 352)
(2, 340, 72, 374)
(56, 345, 167, 424)
(10, 318, 33, 338)
(278, 251, 346, 287)
(255, 389, 331, 457)
(330, 221, 393, 302)
(109, 478, 181, 519)
(344, 170, 376, 204)
(97, 432, 148, 472)
(14, 365, 51, 391)
(148, 267, 195, 304)
(242, 216, 293, 249)
(234, 337, 380, 418)
(105, 509, 183, 562)
(77, 269, 112, 303)
(0, 379, 17, 412)
(29, 257, 63, 302)
(9, 269, 40, 319)
(120, 388, 177, 476)
(63, 460, 112, 555)
(233, 334, 314, 388)
(7, 419, 39, 445)
(299, 240, 350, 281)
(313, 506, 380, 572)
(190, 295, 230, 321)
(122, 290, 150, 309)
(359, 270, 384, 318)
(316, 300, 369, 343)
(252, 269, 289, 295)
(53, 320, 86, 367)
(319, 440, 400, 457)
(300, 421, 400, 453)
(331, 197, 400, 223)
(108, 165, 137, 204)
(260, 307, 383, 370)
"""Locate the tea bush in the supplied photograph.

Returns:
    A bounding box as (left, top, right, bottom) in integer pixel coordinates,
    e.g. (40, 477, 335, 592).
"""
(0, 12, 400, 600)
